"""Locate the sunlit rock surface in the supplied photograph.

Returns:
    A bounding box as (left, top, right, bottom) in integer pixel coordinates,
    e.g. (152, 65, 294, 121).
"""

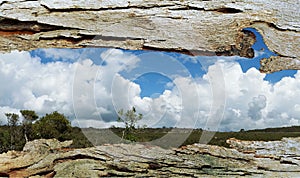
(0, 0, 299, 73)
(1, 138, 300, 177)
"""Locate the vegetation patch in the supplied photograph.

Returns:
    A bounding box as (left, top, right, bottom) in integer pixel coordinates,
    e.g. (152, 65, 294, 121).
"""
(1, 109, 300, 153)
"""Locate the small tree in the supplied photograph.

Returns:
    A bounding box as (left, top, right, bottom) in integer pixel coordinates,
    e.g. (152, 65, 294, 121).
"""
(118, 107, 143, 129)
(117, 107, 143, 141)
(20, 110, 38, 142)
(33, 111, 71, 140)
(5, 113, 20, 150)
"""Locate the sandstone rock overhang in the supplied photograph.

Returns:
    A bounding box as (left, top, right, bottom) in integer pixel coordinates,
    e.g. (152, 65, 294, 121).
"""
(0, 0, 299, 73)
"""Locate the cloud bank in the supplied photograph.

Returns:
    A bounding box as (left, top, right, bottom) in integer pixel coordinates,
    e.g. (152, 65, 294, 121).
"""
(0, 49, 299, 131)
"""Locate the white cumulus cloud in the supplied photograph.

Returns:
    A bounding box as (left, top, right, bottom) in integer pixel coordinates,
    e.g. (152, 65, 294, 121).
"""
(0, 49, 299, 132)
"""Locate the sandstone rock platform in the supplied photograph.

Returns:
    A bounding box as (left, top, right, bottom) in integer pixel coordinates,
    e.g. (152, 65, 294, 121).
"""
(1, 138, 300, 177)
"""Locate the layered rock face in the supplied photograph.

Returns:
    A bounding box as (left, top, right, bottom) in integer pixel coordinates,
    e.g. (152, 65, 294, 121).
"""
(0, 0, 299, 73)
(1, 138, 300, 177)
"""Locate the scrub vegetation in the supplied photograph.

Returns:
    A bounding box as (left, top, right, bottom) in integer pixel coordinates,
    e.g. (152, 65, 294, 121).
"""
(0, 110, 93, 153)
(1, 109, 300, 153)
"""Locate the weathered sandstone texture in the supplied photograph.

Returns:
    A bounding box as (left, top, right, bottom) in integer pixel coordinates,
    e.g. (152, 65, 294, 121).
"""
(1, 138, 300, 177)
(0, 0, 299, 73)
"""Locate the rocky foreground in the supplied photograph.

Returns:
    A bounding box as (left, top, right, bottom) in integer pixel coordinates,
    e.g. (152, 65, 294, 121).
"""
(1, 138, 300, 177)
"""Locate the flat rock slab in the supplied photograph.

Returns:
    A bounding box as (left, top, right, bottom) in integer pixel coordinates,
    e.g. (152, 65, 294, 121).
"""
(0, 0, 299, 73)
(1, 138, 300, 177)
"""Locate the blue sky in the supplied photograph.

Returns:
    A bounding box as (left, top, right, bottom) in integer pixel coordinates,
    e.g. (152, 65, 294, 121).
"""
(237, 28, 297, 83)
(0, 28, 299, 131)
(133, 73, 174, 98)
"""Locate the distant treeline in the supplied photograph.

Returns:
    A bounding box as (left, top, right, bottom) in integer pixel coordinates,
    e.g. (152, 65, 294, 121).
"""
(246, 126, 300, 132)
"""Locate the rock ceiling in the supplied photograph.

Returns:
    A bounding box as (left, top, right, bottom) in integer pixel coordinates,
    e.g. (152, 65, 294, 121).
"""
(0, 0, 299, 73)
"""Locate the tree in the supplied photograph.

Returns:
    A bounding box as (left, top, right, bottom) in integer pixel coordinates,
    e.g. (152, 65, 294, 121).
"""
(5, 113, 20, 150)
(117, 107, 143, 141)
(118, 107, 143, 129)
(0, 128, 10, 153)
(33, 111, 71, 140)
(6, 113, 19, 127)
(20, 110, 38, 142)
